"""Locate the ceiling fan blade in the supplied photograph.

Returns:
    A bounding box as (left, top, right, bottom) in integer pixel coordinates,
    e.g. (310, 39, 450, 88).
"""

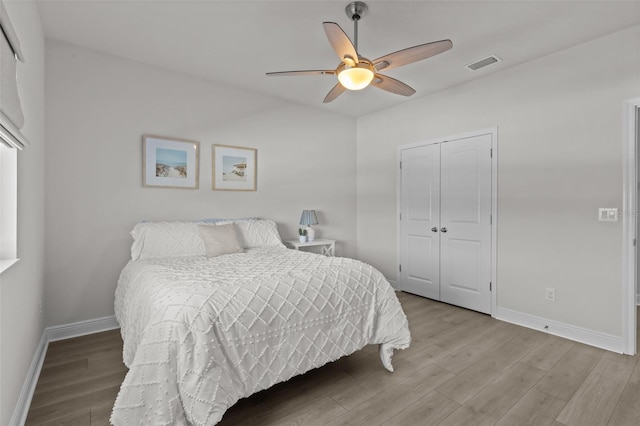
(371, 74, 416, 97)
(373, 39, 453, 72)
(323, 22, 358, 66)
(323, 83, 346, 103)
(266, 70, 335, 77)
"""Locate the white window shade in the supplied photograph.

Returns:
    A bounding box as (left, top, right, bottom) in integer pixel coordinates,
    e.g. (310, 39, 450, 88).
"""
(0, 0, 27, 150)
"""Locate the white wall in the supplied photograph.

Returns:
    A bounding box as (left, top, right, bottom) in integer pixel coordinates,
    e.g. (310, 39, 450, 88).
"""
(357, 25, 640, 338)
(0, 1, 45, 424)
(45, 40, 357, 327)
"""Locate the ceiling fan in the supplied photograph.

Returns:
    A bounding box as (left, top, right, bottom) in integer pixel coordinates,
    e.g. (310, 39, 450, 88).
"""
(266, 1, 452, 103)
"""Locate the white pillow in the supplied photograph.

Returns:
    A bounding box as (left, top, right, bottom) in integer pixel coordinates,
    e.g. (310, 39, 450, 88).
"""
(130, 222, 205, 261)
(218, 219, 284, 248)
(198, 223, 244, 257)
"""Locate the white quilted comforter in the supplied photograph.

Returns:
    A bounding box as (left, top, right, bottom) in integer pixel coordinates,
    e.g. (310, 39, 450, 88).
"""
(111, 247, 411, 425)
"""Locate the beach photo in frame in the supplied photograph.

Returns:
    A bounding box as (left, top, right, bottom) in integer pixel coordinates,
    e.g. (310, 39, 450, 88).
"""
(212, 144, 257, 191)
(142, 135, 199, 189)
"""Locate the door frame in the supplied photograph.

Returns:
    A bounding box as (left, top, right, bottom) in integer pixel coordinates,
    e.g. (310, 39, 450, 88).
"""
(396, 127, 499, 316)
(622, 97, 640, 355)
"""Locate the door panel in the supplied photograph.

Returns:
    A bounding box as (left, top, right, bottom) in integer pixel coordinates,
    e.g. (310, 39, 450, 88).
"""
(407, 235, 433, 282)
(448, 148, 481, 224)
(400, 144, 440, 299)
(440, 135, 492, 313)
(447, 238, 482, 291)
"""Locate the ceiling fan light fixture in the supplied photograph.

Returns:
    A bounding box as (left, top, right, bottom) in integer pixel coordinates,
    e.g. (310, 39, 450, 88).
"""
(337, 61, 374, 90)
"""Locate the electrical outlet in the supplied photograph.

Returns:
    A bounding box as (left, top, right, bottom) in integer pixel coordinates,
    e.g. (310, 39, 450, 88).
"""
(545, 288, 556, 302)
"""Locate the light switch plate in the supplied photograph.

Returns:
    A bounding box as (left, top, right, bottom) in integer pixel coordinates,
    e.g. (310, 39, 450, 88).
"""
(598, 208, 618, 222)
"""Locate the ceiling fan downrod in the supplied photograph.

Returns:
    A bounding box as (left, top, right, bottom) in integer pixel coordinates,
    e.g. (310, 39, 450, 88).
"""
(345, 1, 368, 52)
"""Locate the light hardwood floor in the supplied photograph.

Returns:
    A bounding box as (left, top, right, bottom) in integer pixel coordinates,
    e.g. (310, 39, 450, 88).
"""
(26, 292, 640, 425)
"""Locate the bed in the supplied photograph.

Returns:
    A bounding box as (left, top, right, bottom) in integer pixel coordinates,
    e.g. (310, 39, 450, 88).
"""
(110, 220, 411, 425)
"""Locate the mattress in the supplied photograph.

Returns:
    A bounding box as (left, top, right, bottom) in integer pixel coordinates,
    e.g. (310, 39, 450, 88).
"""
(111, 246, 410, 425)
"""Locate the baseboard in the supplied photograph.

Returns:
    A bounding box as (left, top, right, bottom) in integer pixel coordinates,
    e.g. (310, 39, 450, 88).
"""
(46, 315, 119, 342)
(10, 316, 120, 425)
(495, 307, 624, 354)
(9, 333, 47, 426)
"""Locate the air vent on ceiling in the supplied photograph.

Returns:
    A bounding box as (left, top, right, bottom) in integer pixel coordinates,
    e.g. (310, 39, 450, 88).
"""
(466, 55, 502, 71)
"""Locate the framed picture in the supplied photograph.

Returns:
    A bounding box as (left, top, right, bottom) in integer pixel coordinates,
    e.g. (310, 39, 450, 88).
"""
(143, 135, 199, 189)
(212, 144, 257, 191)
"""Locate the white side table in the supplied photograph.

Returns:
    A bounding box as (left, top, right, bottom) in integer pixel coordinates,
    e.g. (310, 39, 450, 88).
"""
(285, 239, 336, 257)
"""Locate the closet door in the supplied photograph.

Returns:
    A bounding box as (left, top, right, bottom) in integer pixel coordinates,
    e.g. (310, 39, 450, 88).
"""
(399, 144, 441, 299)
(439, 135, 492, 314)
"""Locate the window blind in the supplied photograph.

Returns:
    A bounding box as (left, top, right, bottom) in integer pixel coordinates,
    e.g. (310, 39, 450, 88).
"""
(0, 0, 27, 150)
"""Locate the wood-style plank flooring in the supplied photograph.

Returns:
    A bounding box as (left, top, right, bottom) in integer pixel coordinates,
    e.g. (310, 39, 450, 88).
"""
(26, 292, 640, 425)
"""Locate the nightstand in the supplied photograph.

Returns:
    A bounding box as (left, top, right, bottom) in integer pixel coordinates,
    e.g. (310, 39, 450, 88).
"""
(285, 239, 336, 257)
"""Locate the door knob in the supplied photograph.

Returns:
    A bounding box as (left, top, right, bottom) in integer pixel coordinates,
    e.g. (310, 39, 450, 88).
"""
(431, 227, 438, 232)
(441, 227, 448, 233)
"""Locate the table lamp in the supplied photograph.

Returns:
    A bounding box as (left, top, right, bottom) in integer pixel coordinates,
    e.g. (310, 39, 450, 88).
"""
(299, 210, 318, 242)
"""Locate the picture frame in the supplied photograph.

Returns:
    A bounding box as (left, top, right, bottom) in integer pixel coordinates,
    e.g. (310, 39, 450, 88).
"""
(212, 144, 257, 191)
(142, 135, 199, 189)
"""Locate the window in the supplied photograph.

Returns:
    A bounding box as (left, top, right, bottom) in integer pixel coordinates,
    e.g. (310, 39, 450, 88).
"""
(0, 143, 17, 272)
(0, 0, 26, 273)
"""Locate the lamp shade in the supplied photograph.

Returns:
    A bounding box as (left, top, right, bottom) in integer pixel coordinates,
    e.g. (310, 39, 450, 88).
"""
(299, 210, 318, 226)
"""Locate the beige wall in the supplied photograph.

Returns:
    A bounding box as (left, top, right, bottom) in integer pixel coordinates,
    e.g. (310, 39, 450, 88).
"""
(357, 25, 640, 337)
(44, 40, 357, 327)
(0, 1, 45, 424)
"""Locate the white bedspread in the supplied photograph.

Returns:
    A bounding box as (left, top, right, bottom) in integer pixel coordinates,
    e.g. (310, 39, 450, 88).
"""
(111, 247, 410, 425)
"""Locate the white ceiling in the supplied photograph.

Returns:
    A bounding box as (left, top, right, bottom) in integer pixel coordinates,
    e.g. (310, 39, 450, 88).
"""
(36, 0, 640, 117)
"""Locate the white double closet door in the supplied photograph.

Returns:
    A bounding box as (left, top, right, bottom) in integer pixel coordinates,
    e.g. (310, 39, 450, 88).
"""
(399, 134, 492, 314)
